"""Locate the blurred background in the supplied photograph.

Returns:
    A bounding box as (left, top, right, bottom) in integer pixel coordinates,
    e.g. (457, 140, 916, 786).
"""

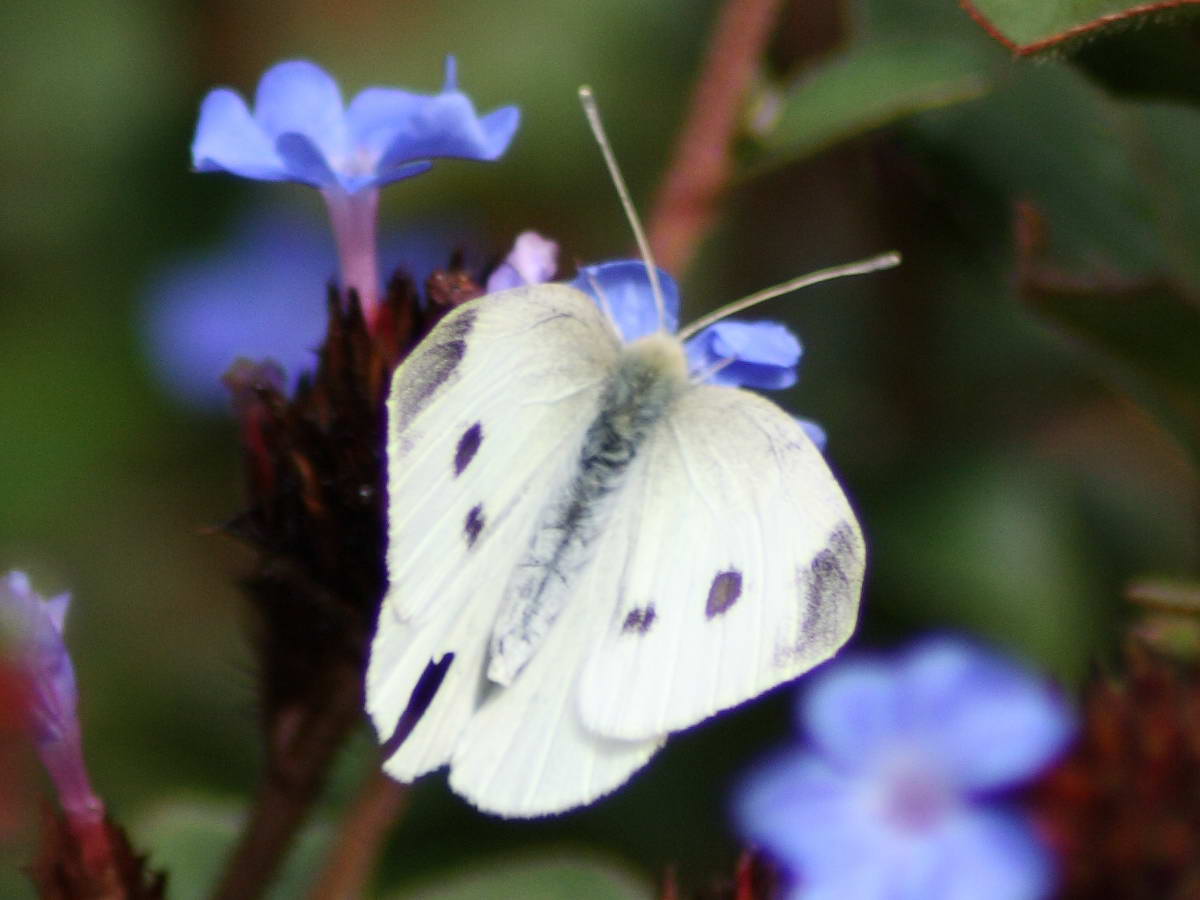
(2, 0, 1197, 895)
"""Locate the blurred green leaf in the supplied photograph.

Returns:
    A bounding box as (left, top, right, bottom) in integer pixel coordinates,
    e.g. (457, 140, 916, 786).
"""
(1023, 274, 1200, 462)
(1071, 19, 1200, 105)
(870, 457, 1106, 681)
(750, 41, 994, 167)
(390, 851, 653, 900)
(135, 800, 330, 900)
(963, 0, 1200, 53)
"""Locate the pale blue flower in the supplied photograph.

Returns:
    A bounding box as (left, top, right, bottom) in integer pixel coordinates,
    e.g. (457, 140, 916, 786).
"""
(142, 211, 456, 411)
(735, 638, 1075, 900)
(486, 231, 559, 293)
(191, 57, 517, 311)
(192, 56, 518, 193)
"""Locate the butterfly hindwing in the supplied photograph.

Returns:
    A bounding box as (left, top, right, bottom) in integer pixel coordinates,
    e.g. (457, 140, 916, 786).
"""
(367, 284, 620, 781)
(576, 383, 864, 741)
(447, 526, 663, 815)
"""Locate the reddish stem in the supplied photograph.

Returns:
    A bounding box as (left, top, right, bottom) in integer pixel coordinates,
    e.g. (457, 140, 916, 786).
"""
(307, 766, 409, 899)
(646, 0, 785, 275)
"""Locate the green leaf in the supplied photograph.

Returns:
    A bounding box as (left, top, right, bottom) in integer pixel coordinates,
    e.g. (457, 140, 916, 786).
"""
(1019, 208, 1200, 463)
(389, 852, 653, 900)
(749, 40, 996, 168)
(963, 0, 1200, 54)
(134, 799, 331, 900)
(1026, 279, 1200, 462)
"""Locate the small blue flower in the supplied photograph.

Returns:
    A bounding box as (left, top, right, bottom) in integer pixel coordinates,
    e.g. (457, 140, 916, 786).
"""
(486, 231, 560, 293)
(735, 638, 1075, 900)
(0, 571, 104, 826)
(192, 56, 519, 193)
(568, 262, 820, 446)
(191, 57, 517, 311)
(570, 260, 680, 340)
(142, 211, 455, 412)
(684, 320, 800, 390)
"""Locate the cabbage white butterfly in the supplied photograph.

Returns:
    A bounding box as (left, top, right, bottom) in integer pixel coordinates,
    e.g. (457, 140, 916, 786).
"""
(366, 87, 898, 817)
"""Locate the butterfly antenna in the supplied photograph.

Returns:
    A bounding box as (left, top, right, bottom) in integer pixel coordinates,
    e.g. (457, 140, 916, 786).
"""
(676, 251, 902, 341)
(579, 85, 668, 331)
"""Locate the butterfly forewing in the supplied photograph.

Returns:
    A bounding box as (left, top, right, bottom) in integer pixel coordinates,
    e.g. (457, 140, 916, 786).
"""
(367, 285, 619, 781)
(576, 383, 864, 741)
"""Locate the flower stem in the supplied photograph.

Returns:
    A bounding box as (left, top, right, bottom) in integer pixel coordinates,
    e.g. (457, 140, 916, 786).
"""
(321, 188, 381, 319)
(307, 765, 409, 899)
(646, 0, 785, 275)
(211, 664, 364, 900)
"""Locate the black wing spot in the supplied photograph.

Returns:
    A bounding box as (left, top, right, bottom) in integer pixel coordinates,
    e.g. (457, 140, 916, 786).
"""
(381, 653, 454, 760)
(454, 422, 483, 476)
(464, 504, 485, 547)
(705, 570, 743, 619)
(621, 605, 657, 634)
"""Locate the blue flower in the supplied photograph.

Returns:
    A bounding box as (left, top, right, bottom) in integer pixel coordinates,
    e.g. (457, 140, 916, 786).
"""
(735, 638, 1075, 900)
(0, 571, 104, 827)
(192, 56, 518, 193)
(191, 57, 517, 312)
(684, 320, 800, 390)
(142, 211, 456, 412)
(569, 261, 824, 444)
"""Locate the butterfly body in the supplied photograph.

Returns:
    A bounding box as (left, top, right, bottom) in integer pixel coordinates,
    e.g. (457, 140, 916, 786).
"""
(367, 282, 864, 816)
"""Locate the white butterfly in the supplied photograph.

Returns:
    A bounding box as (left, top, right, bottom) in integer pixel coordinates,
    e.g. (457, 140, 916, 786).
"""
(365, 89, 896, 817)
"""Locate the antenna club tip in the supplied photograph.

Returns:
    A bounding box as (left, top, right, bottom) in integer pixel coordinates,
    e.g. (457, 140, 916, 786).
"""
(578, 85, 594, 99)
(882, 250, 902, 267)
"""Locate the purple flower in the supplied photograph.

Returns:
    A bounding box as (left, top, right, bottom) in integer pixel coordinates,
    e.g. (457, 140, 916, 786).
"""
(486, 231, 559, 293)
(0, 571, 104, 828)
(735, 638, 1075, 900)
(191, 57, 518, 312)
(142, 211, 456, 412)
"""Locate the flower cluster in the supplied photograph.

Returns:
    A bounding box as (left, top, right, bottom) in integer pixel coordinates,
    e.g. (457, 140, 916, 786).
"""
(735, 638, 1075, 899)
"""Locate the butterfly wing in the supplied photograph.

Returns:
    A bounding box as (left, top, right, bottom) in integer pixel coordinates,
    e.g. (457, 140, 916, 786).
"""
(576, 382, 864, 741)
(367, 284, 620, 781)
(446, 522, 663, 816)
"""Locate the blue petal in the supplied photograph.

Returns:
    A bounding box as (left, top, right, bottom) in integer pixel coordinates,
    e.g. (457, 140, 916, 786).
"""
(734, 751, 866, 874)
(921, 806, 1055, 900)
(570, 260, 679, 341)
(800, 657, 903, 770)
(275, 133, 340, 188)
(191, 88, 288, 181)
(370, 92, 521, 179)
(253, 60, 348, 165)
(684, 320, 801, 389)
(898, 638, 1077, 792)
(797, 417, 827, 450)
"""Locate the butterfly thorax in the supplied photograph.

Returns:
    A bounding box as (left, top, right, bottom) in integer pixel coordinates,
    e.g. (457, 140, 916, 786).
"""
(486, 332, 687, 686)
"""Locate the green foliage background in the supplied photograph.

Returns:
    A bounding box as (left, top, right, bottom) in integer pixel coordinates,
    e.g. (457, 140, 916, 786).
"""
(1, 0, 1197, 895)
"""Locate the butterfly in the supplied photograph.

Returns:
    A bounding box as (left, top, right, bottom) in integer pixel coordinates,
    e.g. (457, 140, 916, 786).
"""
(365, 88, 897, 817)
